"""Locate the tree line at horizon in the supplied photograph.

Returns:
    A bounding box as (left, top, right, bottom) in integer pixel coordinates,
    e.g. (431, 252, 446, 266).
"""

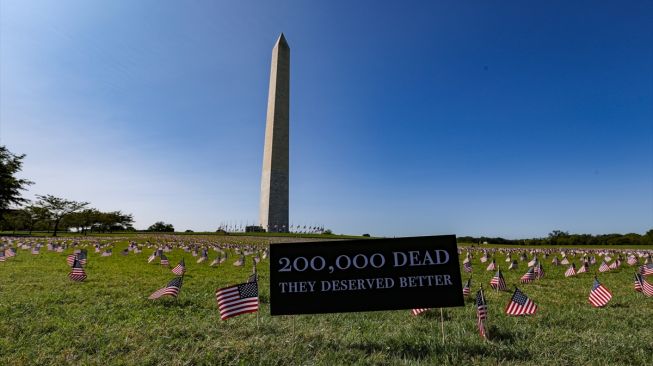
(2, 145, 651, 241)
(458, 229, 653, 247)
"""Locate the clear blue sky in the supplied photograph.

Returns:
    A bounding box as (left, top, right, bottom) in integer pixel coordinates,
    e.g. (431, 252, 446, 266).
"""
(1, 1, 651, 238)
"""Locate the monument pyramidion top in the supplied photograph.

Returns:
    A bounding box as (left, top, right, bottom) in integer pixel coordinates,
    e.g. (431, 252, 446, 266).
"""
(275, 33, 289, 49)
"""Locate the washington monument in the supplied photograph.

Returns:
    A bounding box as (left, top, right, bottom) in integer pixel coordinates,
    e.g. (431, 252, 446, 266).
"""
(259, 34, 289, 232)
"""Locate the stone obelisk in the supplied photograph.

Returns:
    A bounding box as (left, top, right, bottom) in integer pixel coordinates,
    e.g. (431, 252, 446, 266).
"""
(259, 34, 289, 232)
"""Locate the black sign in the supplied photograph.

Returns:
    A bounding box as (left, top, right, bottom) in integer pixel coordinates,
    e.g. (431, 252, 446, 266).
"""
(270, 235, 463, 315)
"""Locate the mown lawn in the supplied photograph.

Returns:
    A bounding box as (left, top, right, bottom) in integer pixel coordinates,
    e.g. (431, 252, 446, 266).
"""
(0, 238, 651, 365)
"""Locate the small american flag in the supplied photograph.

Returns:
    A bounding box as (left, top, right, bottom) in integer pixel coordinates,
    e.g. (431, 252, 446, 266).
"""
(216, 281, 259, 320)
(520, 267, 535, 283)
(68, 257, 87, 282)
(639, 263, 653, 276)
(634, 273, 653, 297)
(160, 254, 169, 266)
(463, 260, 472, 273)
(209, 256, 220, 267)
(598, 261, 610, 273)
(462, 278, 471, 297)
(411, 308, 429, 316)
(627, 256, 638, 266)
(486, 259, 496, 271)
(564, 264, 576, 277)
(588, 278, 612, 307)
(505, 288, 537, 316)
(147, 251, 157, 263)
(490, 269, 507, 291)
(66, 254, 78, 267)
(577, 262, 588, 274)
(0, 250, 5, 262)
(560, 257, 570, 265)
(172, 259, 186, 275)
(508, 260, 518, 270)
(634, 272, 642, 292)
(149, 277, 183, 299)
(608, 259, 621, 270)
(476, 288, 488, 339)
(551, 257, 560, 266)
(534, 263, 544, 279)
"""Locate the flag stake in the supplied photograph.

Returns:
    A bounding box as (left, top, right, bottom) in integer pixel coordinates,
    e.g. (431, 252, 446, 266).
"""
(440, 308, 445, 345)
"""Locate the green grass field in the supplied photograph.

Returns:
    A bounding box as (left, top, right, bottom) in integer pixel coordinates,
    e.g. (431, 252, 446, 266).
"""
(1, 236, 651, 365)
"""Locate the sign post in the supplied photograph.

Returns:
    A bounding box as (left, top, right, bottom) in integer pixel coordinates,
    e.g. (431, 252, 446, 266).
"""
(270, 235, 464, 315)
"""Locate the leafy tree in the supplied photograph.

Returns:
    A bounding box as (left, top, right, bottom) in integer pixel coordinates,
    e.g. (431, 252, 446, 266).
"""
(0, 146, 33, 213)
(62, 208, 100, 234)
(22, 205, 48, 234)
(2, 209, 27, 233)
(644, 229, 653, 245)
(95, 211, 134, 233)
(147, 221, 174, 232)
(35, 195, 89, 236)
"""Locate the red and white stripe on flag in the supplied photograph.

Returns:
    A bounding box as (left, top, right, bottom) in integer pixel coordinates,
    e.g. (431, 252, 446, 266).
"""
(588, 279, 612, 307)
(505, 288, 537, 316)
(216, 281, 259, 320)
(411, 308, 429, 316)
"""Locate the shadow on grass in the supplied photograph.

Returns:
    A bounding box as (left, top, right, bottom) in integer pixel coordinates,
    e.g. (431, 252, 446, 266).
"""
(487, 324, 517, 343)
(147, 299, 194, 308)
(609, 302, 630, 308)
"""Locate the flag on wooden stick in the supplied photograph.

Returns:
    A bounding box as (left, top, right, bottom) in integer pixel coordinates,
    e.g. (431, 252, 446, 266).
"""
(475, 288, 488, 339)
(172, 258, 186, 275)
(520, 267, 535, 283)
(490, 268, 507, 291)
(68, 257, 87, 282)
(634, 273, 653, 297)
(505, 288, 537, 316)
(564, 264, 576, 277)
(462, 278, 471, 297)
(588, 278, 612, 308)
(463, 258, 472, 273)
(66, 254, 78, 267)
(639, 263, 653, 276)
(215, 281, 259, 320)
(149, 277, 183, 299)
(486, 259, 496, 271)
(411, 308, 429, 316)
